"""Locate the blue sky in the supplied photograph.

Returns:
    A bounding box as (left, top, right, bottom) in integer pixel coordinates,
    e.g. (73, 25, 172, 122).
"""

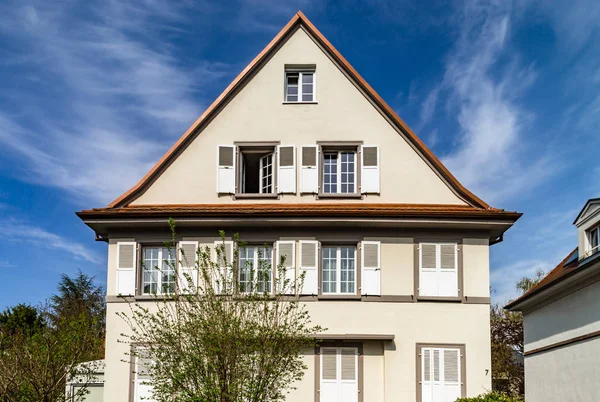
(0, 0, 599, 308)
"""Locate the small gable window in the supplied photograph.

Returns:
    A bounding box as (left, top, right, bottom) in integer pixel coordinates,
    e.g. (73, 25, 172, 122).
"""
(588, 225, 600, 257)
(285, 67, 315, 102)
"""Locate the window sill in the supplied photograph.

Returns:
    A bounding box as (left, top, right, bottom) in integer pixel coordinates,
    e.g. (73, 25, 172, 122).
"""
(317, 193, 362, 199)
(318, 294, 362, 301)
(234, 193, 279, 199)
(282, 101, 318, 105)
(416, 296, 463, 303)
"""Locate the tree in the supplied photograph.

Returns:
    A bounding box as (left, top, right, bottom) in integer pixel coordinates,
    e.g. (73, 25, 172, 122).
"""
(515, 268, 545, 294)
(0, 272, 106, 402)
(119, 222, 323, 402)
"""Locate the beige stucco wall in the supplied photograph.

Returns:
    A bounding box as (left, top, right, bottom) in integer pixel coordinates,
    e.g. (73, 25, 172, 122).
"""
(103, 301, 491, 402)
(130, 27, 467, 206)
(523, 279, 600, 351)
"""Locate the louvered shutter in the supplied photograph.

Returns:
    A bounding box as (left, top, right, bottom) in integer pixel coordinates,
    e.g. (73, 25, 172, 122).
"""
(421, 348, 433, 402)
(116, 242, 136, 295)
(277, 145, 296, 193)
(340, 348, 358, 402)
(320, 348, 338, 401)
(299, 240, 318, 295)
(361, 241, 380, 296)
(300, 145, 318, 193)
(217, 145, 236, 194)
(178, 241, 198, 293)
(438, 244, 459, 297)
(214, 240, 233, 293)
(134, 353, 156, 402)
(419, 243, 438, 297)
(443, 349, 461, 401)
(276, 241, 296, 294)
(361, 145, 380, 193)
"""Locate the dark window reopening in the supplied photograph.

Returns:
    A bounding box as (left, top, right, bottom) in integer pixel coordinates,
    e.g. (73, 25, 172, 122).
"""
(239, 147, 275, 194)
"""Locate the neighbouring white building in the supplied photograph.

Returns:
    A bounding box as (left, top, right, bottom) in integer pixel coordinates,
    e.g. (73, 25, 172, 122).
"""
(77, 11, 521, 402)
(506, 197, 600, 402)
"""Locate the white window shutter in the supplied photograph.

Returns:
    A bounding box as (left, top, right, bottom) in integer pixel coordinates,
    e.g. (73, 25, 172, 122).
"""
(217, 145, 236, 194)
(276, 241, 296, 294)
(277, 145, 296, 194)
(300, 240, 319, 295)
(116, 242, 136, 296)
(178, 241, 198, 293)
(443, 348, 462, 401)
(361, 241, 380, 296)
(300, 145, 319, 193)
(340, 348, 358, 402)
(361, 145, 380, 194)
(438, 244, 459, 297)
(214, 240, 233, 293)
(419, 243, 438, 297)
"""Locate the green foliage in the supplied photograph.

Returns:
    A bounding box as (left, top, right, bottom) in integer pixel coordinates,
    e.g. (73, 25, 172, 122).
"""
(0, 272, 106, 402)
(490, 304, 523, 395)
(456, 391, 525, 402)
(515, 268, 545, 294)
(119, 222, 324, 402)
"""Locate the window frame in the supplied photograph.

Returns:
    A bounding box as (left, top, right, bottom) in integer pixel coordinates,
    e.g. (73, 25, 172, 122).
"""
(238, 243, 275, 294)
(414, 239, 464, 302)
(318, 143, 362, 199)
(139, 244, 177, 296)
(284, 69, 316, 103)
(587, 225, 600, 256)
(234, 142, 279, 199)
(415, 343, 466, 402)
(319, 244, 359, 297)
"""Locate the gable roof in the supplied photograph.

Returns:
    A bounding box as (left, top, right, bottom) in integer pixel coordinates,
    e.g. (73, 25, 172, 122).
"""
(573, 197, 600, 225)
(107, 11, 491, 210)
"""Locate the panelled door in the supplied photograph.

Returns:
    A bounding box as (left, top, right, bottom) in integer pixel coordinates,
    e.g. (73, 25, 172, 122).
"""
(320, 347, 358, 402)
(420, 346, 462, 402)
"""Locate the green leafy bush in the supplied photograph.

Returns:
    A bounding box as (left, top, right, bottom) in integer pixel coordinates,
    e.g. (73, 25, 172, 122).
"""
(456, 391, 524, 402)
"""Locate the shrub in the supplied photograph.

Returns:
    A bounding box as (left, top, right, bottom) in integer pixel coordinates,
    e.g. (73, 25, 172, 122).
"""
(456, 391, 525, 402)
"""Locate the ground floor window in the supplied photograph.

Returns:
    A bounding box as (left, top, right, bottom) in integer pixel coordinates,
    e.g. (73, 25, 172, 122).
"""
(418, 344, 465, 402)
(320, 346, 358, 402)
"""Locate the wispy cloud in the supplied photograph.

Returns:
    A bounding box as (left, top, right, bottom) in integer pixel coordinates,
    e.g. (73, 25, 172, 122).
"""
(0, 220, 101, 265)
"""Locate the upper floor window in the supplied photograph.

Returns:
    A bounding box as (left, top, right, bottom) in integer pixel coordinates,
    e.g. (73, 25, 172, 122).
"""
(239, 245, 273, 293)
(285, 70, 315, 102)
(322, 245, 356, 294)
(142, 246, 175, 295)
(417, 242, 460, 299)
(323, 151, 356, 194)
(238, 146, 275, 194)
(588, 225, 600, 256)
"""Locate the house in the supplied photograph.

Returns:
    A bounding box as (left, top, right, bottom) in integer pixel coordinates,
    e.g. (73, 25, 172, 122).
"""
(506, 198, 600, 402)
(77, 12, 521, 402)
(66, 360, 105, 402)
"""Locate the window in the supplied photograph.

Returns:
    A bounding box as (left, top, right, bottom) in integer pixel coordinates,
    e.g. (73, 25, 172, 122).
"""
(239, 245, 273, 293)
(238, 146, 275, 194)
(133, 352, 156, 402)
(418, 243, 459, 298)
(320, 347, 358, 402)
(588, 225, 600, 256)
(142, 247, 176, 295)
(322, 246, 356, 294)
(418, 345, 464, 402)
(323, 151, 356, 194)
(285, 70, 315, 102)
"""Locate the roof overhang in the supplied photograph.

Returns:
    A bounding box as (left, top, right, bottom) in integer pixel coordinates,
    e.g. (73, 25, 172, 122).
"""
(573, 197, 600, 226)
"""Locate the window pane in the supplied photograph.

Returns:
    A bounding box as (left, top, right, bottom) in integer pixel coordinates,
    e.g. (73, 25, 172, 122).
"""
(340, 152, 355, 193)
(340, 246, 355, 294)
(256, 246, 272, 293)
(287, 74, 299, 85)
(239, 247, 255, 292)
(286, 94, 298, 102)
(302, 73, 313, 84)
(161, 248, 176, 294)
(287, 86, 298, 95)
(302, 84, 313, 95)
(323, 153, 338, 193)
(302, 94, 313, 102)
(143, 247, 160, 295)
(322, 247, 337, 293)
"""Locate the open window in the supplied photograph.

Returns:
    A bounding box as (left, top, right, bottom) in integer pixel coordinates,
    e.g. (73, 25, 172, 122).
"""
(588, 225, 600, 257)
(237, 145, 276, 195)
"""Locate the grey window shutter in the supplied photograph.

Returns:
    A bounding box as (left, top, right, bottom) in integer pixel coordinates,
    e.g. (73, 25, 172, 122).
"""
(341, 348, 356, 381)
(116, 242, 136, 296)
(276, 241, 296, 294)
(300, 145, 318, 193)
(217, 145, 236, 194)
(277, 145, 296, 194)
(178, 241, 198, 293)
(361, 145, 380, 193)
(321, 348, 337, 380)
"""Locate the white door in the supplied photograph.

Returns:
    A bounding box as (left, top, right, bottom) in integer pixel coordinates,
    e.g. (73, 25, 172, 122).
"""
(320, 347, 358, 402)
(421, 347, 461, 402)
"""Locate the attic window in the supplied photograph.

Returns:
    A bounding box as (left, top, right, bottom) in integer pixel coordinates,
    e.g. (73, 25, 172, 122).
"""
(588, 225, 600, 257)
(238, 146, 275, 194)
(285, 67, 315, 102)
